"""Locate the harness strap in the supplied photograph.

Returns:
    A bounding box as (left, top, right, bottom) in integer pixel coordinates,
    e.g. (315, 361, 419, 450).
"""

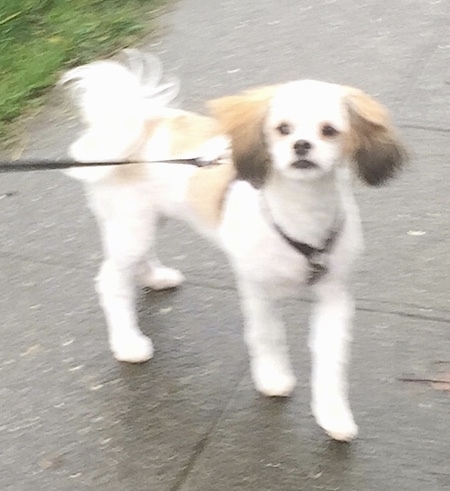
(262, 199, 343, 285)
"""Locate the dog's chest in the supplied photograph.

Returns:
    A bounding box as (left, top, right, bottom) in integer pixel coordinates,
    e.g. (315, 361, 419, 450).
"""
(220, 183, 314, 291)
(256, 242, 310, 291)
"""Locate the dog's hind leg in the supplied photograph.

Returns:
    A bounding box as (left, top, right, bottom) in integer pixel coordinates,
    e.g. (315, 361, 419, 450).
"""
(136, 247, 185, 291)
(97, 257, 154, 363)
(90, 185, 160, 363)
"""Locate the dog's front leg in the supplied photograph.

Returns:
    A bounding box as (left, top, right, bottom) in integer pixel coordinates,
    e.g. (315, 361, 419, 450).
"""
(238, 277, 296, 397)
(309, 279, 358, 441)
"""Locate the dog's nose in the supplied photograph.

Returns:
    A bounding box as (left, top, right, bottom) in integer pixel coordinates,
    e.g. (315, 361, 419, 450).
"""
(294, 140, 312, 156)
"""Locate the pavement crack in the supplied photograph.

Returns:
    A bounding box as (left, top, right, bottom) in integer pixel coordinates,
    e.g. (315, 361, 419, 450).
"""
(356, 304, 450, 325)
(397, 39, 443, 114)
(399, 122, 450, 134)
(2, 253, 450, 325)
(169, 361, 248, 491)
(187, 279, 450, 323)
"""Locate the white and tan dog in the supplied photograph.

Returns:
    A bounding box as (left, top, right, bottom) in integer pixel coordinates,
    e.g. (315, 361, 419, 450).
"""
(61, 51, 405, 441)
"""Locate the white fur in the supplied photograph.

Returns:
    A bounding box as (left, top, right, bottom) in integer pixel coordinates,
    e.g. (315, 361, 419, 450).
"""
(59, 53, 395, 442)
(60, 51, 179, 181)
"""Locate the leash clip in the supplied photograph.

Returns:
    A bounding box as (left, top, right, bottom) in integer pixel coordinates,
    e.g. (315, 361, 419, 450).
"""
(307, 254, 329, 285)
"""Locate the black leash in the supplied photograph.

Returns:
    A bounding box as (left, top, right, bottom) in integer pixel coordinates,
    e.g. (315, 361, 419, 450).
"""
(0, 157, 213, 173)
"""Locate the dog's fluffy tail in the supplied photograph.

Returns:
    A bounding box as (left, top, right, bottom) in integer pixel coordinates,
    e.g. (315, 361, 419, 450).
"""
(59, 50, 179, 181)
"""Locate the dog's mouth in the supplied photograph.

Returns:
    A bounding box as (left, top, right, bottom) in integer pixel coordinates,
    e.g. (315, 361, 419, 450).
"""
(291, 159, 318, 170)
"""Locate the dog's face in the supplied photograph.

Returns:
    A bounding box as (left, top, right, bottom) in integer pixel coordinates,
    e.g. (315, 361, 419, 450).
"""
(265, 80, 348, 181)
(209, 81, 406, 187)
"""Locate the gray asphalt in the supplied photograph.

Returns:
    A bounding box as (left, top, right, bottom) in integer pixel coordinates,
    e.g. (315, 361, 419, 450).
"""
(1, 1, 449, 490)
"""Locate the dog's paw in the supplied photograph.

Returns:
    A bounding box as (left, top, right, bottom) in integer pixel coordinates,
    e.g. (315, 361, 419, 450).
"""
(139, 266, 185, 290)
(251, 359, 296, 397)
(111, 334, 154, 363)
(312, 401, 358, 442)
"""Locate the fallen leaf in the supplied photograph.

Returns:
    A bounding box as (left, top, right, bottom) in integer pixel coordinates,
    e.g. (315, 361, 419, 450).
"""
(39, 453, 65, 470)
(431, 369, 450, 393)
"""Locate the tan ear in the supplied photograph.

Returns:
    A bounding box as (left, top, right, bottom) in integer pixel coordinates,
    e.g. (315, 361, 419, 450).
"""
(208, 86, 277, 187)
(345, 88, 407, 186)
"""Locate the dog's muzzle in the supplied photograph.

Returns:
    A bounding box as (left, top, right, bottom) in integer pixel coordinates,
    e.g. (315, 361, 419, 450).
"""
(291, 159, 318, 169)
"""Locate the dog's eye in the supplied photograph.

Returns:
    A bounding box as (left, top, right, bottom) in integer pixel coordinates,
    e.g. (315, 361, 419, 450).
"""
(321, 124, 339, 137)
(276, 122, 292, 136)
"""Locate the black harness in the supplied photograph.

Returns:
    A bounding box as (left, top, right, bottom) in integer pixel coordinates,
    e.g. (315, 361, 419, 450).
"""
(263, 200, 343, 285)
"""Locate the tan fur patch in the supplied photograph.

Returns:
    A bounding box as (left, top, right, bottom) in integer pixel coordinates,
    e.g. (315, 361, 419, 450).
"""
(187, 162, 237, 227)
(344, 88, 390, 127)
(167, 112, 223, 157)
(209, 86, 278, 187)
(110, 112, 222, 183)
(343, 87, 406, 186)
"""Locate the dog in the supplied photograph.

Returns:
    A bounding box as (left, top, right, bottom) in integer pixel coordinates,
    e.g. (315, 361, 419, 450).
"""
(60, 51, 405, 441)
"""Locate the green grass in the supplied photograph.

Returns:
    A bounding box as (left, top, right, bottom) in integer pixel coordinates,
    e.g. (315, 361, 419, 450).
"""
(0, 0, 165, 140)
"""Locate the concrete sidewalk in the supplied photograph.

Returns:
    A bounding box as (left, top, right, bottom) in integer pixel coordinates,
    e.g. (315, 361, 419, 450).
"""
(1, 1, 449, 489)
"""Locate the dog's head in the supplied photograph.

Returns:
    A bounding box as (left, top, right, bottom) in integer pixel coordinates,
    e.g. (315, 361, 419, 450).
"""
(209, 81, 406, 187)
